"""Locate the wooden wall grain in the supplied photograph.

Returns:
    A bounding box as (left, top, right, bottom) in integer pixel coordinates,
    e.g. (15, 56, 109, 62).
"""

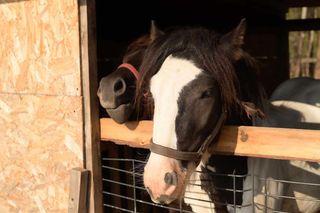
(0, 0, 81, 96)
(0, 0, 83, 212)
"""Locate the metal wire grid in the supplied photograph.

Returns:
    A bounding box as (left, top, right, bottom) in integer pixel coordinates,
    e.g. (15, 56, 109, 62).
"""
(101, 158, 320, 213)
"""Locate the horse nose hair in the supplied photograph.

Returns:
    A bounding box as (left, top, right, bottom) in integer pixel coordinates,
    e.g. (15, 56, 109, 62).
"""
(97, 86, 101, 96)
(113, 78, 126, 96)
(146, 187, 151, 195)
(164, 172, 178, 185)
(158, 194, 171, 204)
(146, 187, 155, 199)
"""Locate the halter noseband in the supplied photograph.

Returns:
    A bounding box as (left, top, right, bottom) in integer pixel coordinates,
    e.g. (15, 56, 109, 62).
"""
(118, 63, 139, 80)
(150, 112, 226, 161)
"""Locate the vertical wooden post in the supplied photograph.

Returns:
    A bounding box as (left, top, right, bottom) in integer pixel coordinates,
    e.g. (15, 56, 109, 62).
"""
(79, 0, 103, 213)
(68, 168, 90, 213)
(315, 33, 320, 79)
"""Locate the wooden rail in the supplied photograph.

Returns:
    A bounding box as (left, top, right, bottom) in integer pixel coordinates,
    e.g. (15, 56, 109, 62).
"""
(100, 118, 320, 162)
(285, 0, 320, 7)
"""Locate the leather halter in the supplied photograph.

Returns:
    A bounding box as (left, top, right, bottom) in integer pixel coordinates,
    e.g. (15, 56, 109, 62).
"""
(150, 112, 226, 161)
(118, 63, 139, 79)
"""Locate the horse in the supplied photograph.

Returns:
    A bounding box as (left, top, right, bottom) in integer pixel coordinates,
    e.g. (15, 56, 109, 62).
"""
(243, 100, 320, 213)
(271, 77, 320, 107)
(136, 19, 320, 212)
(97, 21, 162, 123)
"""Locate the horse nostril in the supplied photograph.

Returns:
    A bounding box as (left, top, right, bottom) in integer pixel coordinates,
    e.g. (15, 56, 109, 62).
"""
(113, 78, 126, 95)
(164, 172, 178, 185)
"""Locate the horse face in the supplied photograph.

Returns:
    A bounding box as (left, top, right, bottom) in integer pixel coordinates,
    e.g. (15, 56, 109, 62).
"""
(97, 21, 163, 123)
(97, 67, 136, 123)
(144, 55, 222, 204)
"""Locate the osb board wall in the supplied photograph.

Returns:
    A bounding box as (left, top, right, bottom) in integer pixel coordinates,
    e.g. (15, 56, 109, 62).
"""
(0, 95, 83, 212)
(0, 0, 83, 212)
(0, 0, 81, 96)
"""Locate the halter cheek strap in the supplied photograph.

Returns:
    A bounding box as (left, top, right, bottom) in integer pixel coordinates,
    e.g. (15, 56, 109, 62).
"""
(150, 141, 202, 161)
(118, 63, 139, 80)
(150, 112, 226, 161)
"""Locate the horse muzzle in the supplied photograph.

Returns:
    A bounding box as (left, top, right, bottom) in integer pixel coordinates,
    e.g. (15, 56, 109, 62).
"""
(146, 187, 177, 204)
(105, 103, 133, 124)
(143, 153, 187, 204)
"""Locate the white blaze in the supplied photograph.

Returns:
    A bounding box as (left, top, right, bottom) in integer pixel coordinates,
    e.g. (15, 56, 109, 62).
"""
(143, 55, 202, 203)
(150, 55, 202, 149)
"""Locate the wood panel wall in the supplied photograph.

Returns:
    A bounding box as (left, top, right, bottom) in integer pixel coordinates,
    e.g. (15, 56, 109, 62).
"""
(0, 0, 83, 212)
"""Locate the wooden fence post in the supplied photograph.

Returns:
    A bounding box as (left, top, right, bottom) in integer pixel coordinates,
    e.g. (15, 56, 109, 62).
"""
(68, 168, 90, 213)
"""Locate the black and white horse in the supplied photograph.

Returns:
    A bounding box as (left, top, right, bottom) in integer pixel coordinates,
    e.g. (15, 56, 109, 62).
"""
(136, 20, 320, 212)
(271, 77, 320, 107)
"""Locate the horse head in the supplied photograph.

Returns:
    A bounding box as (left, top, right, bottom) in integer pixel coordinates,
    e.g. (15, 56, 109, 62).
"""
(97, 21, 163, 123)
(137, 19, 264, 205)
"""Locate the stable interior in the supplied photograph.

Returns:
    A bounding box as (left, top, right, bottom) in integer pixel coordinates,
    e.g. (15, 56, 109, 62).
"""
(95, 1, 320, 212)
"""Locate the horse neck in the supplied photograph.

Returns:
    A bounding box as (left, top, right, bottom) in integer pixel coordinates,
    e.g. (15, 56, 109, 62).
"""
(186, 107, 256, 212)
(184, 161, 229, 213)
(182, 153, 247, 213)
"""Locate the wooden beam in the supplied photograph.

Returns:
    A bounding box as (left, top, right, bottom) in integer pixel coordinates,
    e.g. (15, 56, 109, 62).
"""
(100, 118, 320, 162)
(79, 1, 103, 213)
(209, 125, 320, 162)
(68, 168, 89, 213)
(286, 19, 320, 31)
(100, 118, 152, 148)
(286, 0, 320, 7)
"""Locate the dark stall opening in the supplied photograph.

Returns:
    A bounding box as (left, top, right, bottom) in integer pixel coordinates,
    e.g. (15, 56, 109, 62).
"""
(94, 1, 309, 212)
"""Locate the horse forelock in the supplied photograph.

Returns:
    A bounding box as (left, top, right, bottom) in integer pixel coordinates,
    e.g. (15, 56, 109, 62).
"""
(136, 27, 263, 116)
(123, 34, 152, 68)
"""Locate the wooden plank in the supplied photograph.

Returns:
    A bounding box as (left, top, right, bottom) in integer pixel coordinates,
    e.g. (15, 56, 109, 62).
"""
(100, 118, 320, 162)
(285, 0, 320, 7)
(100, 118, 152, 148)
(68, 168, 89, 213)
(245, 19, 320, 32)
(286, 19, 320, 31)
(209, 126, 320, 162)
(79, 1, 103, 213)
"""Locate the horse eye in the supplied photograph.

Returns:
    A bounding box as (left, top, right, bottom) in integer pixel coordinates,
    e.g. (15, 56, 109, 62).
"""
(200, 89, 214, 99)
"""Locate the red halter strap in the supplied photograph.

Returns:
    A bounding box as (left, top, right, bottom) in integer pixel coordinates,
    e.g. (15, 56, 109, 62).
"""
(118, 63, 139, 80)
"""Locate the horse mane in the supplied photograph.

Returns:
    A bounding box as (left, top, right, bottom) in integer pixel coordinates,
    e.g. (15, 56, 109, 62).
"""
(122, 34, 153, 68)
(135, 26, 265, 117)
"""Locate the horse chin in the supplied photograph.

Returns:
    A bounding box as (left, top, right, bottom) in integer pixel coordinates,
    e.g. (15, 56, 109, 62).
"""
(105, 103, 133, 124)
(150, 195, 177, 205)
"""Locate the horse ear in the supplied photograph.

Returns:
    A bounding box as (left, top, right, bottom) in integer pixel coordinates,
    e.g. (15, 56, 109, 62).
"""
(220, 18, 246, 60)
(150, 20, 164, 42)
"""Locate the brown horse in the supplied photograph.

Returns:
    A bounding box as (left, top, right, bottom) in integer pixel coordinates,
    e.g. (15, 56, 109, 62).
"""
(97, 21, 162, 123)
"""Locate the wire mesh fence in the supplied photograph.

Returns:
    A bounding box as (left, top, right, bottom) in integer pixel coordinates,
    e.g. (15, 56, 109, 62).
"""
(101, 157, 320, 213)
